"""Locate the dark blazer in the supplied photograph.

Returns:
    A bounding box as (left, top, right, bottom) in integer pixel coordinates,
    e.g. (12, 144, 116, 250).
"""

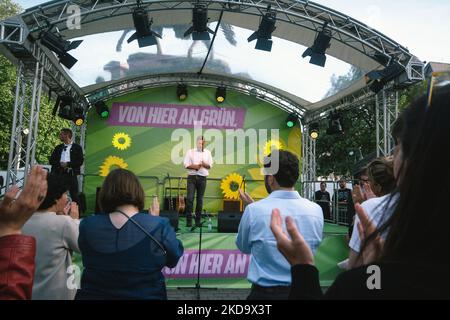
(49, 143, 84, 175)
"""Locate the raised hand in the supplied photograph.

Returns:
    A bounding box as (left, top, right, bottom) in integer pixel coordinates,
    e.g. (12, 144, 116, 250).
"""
(238, 189, 254, 205)
(149, 196, 160, 216)
(0, 166, 48, 237)
(69, 202, 79, 220)
(270, 208, 314, 266)
(352, 184, 365, 204)
(355, 203, 384, 265)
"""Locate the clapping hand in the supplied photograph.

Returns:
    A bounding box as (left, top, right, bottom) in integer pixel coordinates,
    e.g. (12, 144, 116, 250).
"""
(0, 166, 48, 237)
(149, 196, 160, 216)
(355, 203, 384, 265)
(270, 208, 314, 266)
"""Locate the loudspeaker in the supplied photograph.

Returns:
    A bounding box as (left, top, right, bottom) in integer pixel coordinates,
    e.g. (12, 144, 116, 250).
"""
(217, 211, 242, 233)
(223, 200, 242, 213)
(160, 210, 179, 231)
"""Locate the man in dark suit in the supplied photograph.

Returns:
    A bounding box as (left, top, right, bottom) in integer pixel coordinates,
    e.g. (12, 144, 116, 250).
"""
(49, 128, 84, 208)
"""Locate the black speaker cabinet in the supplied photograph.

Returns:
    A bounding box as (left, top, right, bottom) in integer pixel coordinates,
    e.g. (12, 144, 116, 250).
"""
(160, 210, 179, 231)
(223, 200, 242, 213)
(217, 211, 242, 233)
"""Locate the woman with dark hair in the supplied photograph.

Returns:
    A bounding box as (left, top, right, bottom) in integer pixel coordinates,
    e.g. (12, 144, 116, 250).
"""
(347, 157, 396, 269)
(22, 174, 80, 300)
(271, 84, 450, 299)
(75, 169, 183, 300)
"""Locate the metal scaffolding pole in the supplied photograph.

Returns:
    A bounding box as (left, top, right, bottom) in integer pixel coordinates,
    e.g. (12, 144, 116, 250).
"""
(301, 124, 316, 200)
(6, 64, 27, 188)
(376, 88, 399, 157)
(24, 59, 44, 180)
(5, 59, 44, 189)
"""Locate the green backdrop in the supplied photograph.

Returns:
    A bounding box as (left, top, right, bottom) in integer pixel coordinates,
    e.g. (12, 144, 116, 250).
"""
(83, 86, 302, 214)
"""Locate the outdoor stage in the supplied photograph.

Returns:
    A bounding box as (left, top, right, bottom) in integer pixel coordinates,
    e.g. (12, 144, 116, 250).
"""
(73, 219, 349, 290)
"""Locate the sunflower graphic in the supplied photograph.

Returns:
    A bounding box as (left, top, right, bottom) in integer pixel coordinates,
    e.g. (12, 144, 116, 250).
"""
(263, 139, 284, 156)
(112, 132, 132, 151)
(220, 173, 244, 200)
(99, 156, 129, 177)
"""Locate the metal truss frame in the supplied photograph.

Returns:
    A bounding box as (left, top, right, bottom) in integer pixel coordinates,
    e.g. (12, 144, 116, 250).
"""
(5, 62, 44, 188)
(375, 88, 398, 157)
(18, 0, 422, 74)
(301, 124, 316, 200)
(85, 72, 308, 116)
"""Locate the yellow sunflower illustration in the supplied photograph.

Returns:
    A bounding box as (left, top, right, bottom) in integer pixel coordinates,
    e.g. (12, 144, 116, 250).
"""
(263, 139, 284, 156)
(220, 173, 244, 200)
(99, 156, 129, 177)
(112, 132, 132, 151)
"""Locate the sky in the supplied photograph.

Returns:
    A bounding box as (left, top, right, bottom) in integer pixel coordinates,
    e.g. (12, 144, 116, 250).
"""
(12, 0, 450, 102)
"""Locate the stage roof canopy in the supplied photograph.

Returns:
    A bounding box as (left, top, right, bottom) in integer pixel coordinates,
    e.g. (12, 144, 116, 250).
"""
(0, 0, 426, 118)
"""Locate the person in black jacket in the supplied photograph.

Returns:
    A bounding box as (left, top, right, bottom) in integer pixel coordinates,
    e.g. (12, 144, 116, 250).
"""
(270, 84, 450, 300)
(49, 128, 84, 207)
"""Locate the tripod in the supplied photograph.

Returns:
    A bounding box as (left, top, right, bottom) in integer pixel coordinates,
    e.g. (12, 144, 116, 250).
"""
(178, 216, 217, 299)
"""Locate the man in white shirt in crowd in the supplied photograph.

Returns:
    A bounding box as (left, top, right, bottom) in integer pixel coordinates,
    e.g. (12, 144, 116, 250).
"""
(236, 150, 323, 300)
(183, 136, 213, 228)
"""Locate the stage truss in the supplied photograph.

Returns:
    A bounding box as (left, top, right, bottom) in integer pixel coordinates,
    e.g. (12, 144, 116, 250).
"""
(0, 0, 425, 194)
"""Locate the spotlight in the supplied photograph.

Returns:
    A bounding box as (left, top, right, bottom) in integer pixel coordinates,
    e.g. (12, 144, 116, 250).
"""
(309, 123, 319, 139)
(39, 31, 83, 69)
(365, 61, 403, 93)
(95, 101, 109, 118)
(184, 4, 215, 40)
(286, 113, 298, 128)
(302, 22, 331, 67)
(326, 111, 344, 135)
(177, 84, 188, 101)
(55, 95, 74, 120)
(247, 6, 276, 52)
(55, 95, 85, 125)
(216, 86, 226, 103)
(72, 105, 85, 126)
(127, 4, 162, 48)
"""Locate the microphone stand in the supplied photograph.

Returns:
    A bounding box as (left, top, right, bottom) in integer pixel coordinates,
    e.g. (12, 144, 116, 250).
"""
(178, 215, 217, 299)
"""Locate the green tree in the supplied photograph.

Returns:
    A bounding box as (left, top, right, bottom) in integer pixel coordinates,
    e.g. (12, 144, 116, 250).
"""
(1, 0, 71, 170)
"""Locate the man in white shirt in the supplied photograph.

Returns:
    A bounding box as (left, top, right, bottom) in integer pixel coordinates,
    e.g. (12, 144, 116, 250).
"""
(236, 150, 323, 300)
(183, 136, 213, 227)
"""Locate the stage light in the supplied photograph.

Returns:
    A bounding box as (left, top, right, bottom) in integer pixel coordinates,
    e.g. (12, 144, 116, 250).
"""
(72, 105, 85, 126)
(309, 123, 319, 139)
(39, 31, 83, 69)
(286, 113, 298, 128)
(302, 22, 331, 67)
(56, 95, 74, 120)
(55, 95, 85, 125)
(326, 111, 344, 135)
(216, 86, 226, 103)
(127, 4, 162, 48)
(184, 4, 215, 40)
(365, 61, 403, 93)
(247, 6, 276, 52)
(177, 84, 188, 101)
(95, 101, 109, 118)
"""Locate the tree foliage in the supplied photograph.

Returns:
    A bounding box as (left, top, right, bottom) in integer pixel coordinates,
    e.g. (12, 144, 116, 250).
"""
(315, 65, 427, 178)
(0, 0, 71, 170)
